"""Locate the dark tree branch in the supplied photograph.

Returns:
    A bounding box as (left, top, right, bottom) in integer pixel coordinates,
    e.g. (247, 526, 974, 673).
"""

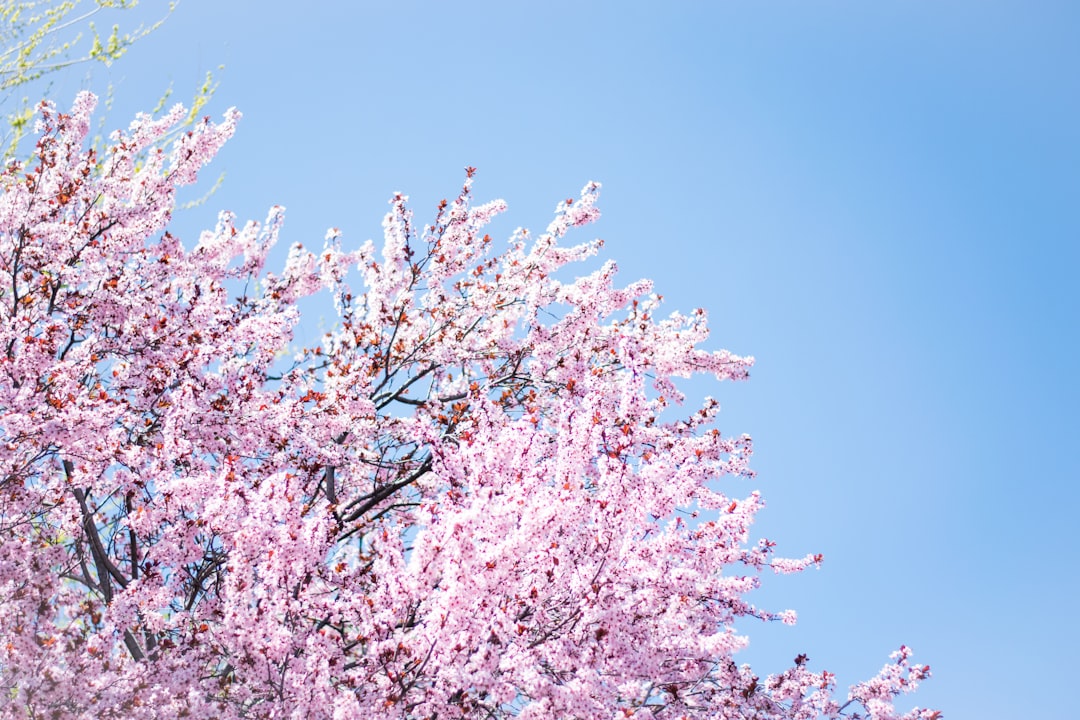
(341, 455, 433, 524)
(67, 461, 129, 596)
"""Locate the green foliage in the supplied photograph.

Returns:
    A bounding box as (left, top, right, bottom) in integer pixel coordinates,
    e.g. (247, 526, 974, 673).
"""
(0, 0, 174, 158)
(0, 1, 225, 205)
(0, 1, 162, 91)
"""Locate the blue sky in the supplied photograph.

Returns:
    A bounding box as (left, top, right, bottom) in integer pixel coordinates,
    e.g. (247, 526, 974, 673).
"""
(34, 1, 1080, 716)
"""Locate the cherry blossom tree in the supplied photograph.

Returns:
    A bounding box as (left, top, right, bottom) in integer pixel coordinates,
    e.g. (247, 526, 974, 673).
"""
(0, 94, 938, 719)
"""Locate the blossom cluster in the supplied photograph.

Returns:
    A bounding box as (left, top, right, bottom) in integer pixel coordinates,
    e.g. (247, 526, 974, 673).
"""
(0, 95, 935, 719)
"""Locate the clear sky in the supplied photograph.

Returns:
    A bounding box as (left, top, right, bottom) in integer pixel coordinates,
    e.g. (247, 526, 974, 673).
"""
(34, 1, 1079, 716)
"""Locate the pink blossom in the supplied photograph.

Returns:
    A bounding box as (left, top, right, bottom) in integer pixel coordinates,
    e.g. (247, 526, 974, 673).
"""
(0, 95, 936, 719)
